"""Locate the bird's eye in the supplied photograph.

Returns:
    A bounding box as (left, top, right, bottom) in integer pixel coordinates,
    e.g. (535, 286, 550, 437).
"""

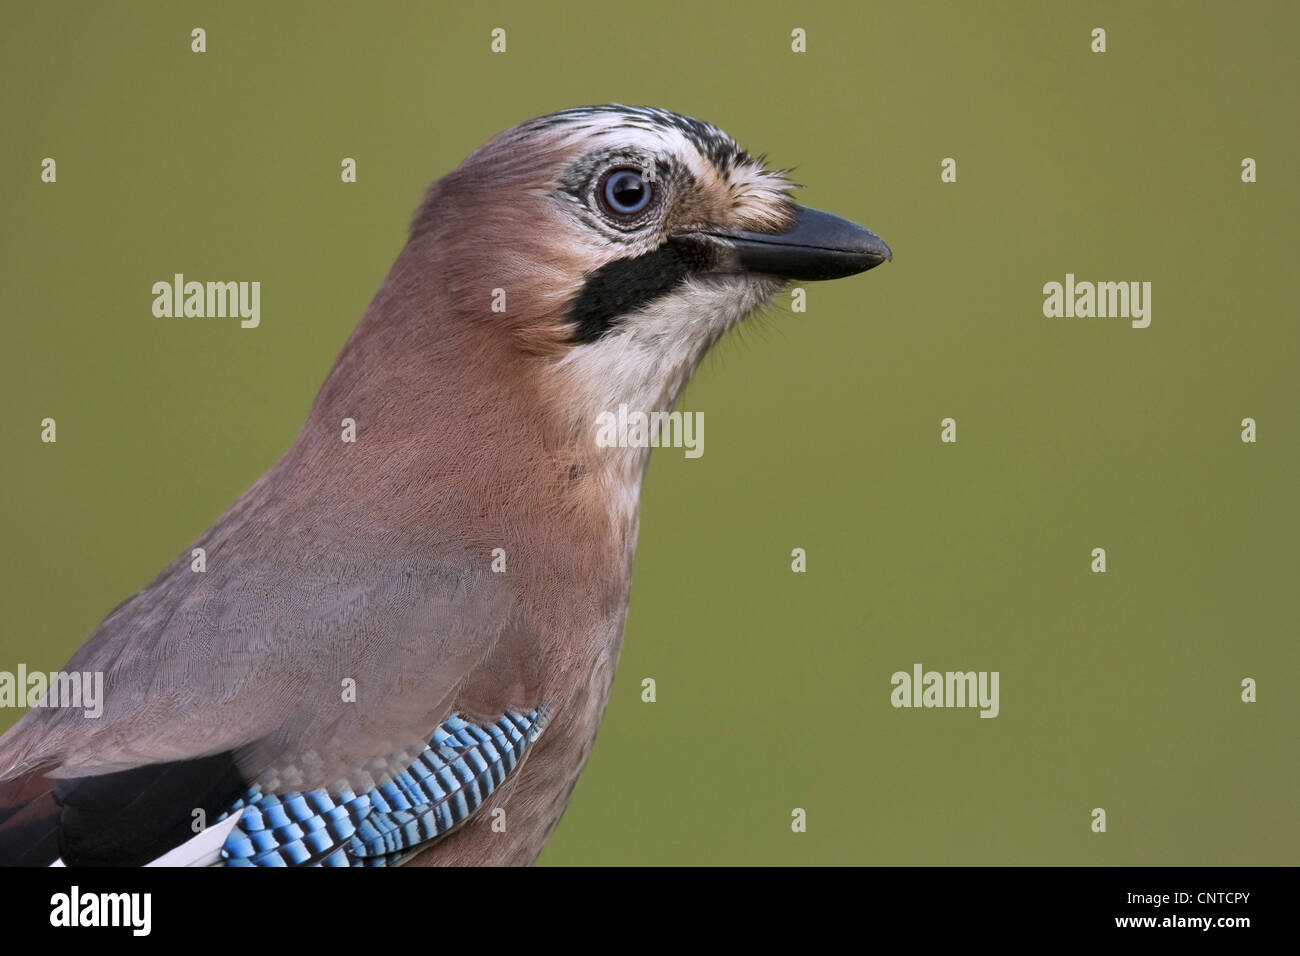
(599, 168, 652, 216)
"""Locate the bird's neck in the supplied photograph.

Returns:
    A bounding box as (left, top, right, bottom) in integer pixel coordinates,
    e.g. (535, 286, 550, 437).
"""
(273, 263, 654, 643)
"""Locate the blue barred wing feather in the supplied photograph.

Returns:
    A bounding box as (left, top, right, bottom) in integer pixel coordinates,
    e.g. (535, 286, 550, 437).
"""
(219, 710, 545, 867)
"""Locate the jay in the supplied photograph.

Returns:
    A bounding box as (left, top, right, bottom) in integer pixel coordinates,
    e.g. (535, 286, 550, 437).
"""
(0, 105, 889, 866)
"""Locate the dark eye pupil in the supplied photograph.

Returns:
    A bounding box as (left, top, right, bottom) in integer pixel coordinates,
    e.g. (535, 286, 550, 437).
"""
(604, 170, 650, 214)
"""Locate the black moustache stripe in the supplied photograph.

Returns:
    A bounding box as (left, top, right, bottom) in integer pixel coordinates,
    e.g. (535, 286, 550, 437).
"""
(568, 238, 716, 344)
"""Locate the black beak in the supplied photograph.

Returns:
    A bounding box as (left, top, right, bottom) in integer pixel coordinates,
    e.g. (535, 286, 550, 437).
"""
(701, 205, 892, 281)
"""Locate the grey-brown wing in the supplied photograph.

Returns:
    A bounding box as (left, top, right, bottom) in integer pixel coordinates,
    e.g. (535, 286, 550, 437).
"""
(0, 542, 538, 794)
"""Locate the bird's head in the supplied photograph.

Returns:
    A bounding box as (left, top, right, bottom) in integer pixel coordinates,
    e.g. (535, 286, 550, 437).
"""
(399, 105, 890, 431)
(309, 105, 890, 539)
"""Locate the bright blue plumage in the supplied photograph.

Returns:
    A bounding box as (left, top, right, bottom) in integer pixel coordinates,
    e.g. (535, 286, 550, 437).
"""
(218, 710, 544, 866)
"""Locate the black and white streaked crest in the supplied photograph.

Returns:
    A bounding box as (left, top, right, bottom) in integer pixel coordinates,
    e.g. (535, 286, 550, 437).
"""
(518, 105, 754, 174)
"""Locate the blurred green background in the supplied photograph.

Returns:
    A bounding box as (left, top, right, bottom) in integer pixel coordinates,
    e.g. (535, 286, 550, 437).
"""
(2, 1, 1296, 865)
